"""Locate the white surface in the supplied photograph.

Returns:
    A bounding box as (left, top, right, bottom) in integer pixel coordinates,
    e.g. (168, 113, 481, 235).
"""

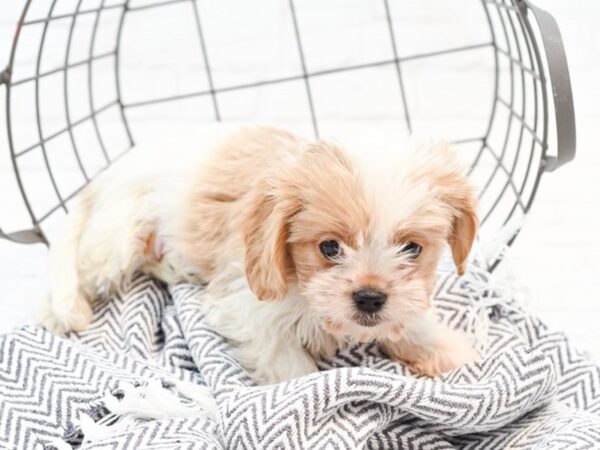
(0, 1, 598, 358)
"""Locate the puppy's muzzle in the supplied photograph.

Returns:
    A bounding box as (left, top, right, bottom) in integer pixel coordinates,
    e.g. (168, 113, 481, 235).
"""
(352, 289, 387, 314)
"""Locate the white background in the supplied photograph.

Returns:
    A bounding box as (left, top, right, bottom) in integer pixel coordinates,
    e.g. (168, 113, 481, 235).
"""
(0, 0, 598, 358)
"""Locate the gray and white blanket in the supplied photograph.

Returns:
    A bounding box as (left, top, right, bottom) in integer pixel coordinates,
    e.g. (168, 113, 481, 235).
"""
(1, 267, 600, 449)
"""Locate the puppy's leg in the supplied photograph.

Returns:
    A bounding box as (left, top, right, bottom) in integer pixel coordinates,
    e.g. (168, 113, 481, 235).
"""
(207, 304, 319, 384)
(39, 195, 95, 334)
(383, 310, 479, 377)
(201, 279, 319, 385)
(236, 340, 318, 385)
(41, 186, 156, 334)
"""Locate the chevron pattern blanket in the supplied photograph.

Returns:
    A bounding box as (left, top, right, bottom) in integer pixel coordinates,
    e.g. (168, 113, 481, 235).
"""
(1, 269, 600, 449)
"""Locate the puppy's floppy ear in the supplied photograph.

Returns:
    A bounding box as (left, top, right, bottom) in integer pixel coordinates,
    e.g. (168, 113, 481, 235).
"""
(419, 141, 479, 276)
(438, 147, 478, 276)
(241, 177, 299, 301)
(448, 192, 478, 276)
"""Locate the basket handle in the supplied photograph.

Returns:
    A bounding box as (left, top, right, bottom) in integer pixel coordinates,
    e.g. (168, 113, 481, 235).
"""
(0, 227, 48, 245)
(521, 0, 576, 172)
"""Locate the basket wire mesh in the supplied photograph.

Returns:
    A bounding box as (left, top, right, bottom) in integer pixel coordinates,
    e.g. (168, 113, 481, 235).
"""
(0, 0, 575, 269)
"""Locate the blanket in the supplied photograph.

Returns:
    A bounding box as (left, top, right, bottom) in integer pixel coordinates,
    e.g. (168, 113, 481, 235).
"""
(1, 267, 600, 449)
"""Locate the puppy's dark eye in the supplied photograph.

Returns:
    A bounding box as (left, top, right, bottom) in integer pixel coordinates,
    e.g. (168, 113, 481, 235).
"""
(319, 240, 342, 260)
(402, 242, 422, 258)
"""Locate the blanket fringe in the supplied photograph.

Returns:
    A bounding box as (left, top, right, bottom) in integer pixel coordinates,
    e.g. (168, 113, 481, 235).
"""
(46, 379, 218, 449)
(463, 216, 532, 353)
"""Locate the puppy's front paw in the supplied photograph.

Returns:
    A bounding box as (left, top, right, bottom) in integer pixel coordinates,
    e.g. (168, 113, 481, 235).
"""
(408, 330, 479, 377)
(36, 292, 93, 335)
(385, 328, 479, 378)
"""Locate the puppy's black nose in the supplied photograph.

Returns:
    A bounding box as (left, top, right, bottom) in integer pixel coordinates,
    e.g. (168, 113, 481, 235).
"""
(352, 289, 387, 313)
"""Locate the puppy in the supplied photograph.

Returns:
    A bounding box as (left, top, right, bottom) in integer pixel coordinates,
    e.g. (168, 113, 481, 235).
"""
(42, 126, 479, 384)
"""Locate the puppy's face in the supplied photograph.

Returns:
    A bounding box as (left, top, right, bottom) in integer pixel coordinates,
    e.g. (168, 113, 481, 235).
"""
(242, 140, 477, 343)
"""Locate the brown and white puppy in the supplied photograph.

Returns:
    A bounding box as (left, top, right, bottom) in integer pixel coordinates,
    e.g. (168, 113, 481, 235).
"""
(42, 125, 479, 384)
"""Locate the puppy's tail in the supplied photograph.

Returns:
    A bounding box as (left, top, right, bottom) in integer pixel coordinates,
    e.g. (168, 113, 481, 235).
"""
(38, 187, 96, 334)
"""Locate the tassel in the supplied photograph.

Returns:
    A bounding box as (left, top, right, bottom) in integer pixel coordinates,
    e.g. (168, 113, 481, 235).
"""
(462, 216, 532, 354)
(102, 379, 217, 420)
(52, 378, 218, 448)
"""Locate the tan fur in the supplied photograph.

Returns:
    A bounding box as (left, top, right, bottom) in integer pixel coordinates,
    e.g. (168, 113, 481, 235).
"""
(174, 127, 305, 285)
(382, 314, 480, 377)
(44, 126, 480, 383)
(241, 177, 302, 301)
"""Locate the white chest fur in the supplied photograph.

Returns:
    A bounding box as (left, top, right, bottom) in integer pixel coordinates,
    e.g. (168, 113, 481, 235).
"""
(200, 270, 342, 384)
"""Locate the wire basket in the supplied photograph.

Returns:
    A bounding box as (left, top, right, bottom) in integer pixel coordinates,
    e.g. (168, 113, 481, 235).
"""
(0, 0, 575, 267)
